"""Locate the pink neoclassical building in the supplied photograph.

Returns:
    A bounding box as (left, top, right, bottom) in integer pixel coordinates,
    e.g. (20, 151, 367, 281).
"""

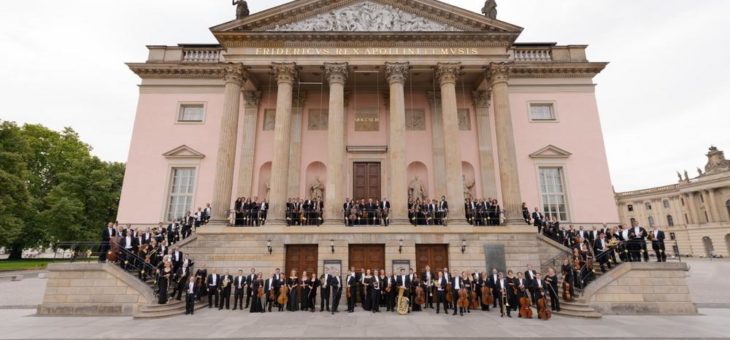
(118, 0, 617, 228)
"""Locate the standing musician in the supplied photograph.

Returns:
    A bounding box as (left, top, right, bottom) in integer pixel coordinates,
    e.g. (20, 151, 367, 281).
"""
(421, 265, 434, 309)
(524, 264, 537, 306)
(380, 198, 390, 226)
(651, 225, 667, 262)
(488, 268, 500, 309)
(396, 268, 410, 311)
(496, 272, 511, 317)
(544, 267, 560, 312)
(320, 270, 331, 312)
(264, 272, 276, 312)
(451, 272, 465, 316)
(245, 267, 256, 309)
(185, 276, 197, 315)
(629, 220, 649, 262)
(384, 271, 395, 312)
(206, 269, 220, 308)
(594, 232, 611, 272)
(346, 270, 357, 312)
(437, 196, 448, 226)
(370, 273, 381, 313)
(219, 271, 233, 310)
(232, 269, 246, 310)
(307, 272, 319, 313)
(329, 271, 342, 314)
(435, 271, 448, 314)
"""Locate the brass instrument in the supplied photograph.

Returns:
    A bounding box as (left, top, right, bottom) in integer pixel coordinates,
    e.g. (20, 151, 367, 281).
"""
(222, 275, 230, 290)
(647, 231, 654, 242)
(396, 286, 410, 315)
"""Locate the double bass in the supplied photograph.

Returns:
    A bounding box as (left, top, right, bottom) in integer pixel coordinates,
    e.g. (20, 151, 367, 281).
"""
(457, 288, 469, 310)
(415, 285, 426, 305)
(278, 284, 289, 306)
(518, 289, 533, 318)
(537, 288, 551, 320)
(562, 279, 572, 302)
(445, 282, 453, 305)
(470, 289, 480, 310)
(481, 286, 494, 306)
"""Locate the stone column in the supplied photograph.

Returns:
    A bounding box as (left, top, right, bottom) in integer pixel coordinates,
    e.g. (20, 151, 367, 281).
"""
(287, 91, 307, 198)
(473, 90, 498, 199)
(706, 189, 719, 222)
(489, 63, 523, 224)
(685, 193, 698, 224)
(436, 63, 465, 218)
(385, 62, 410, 222)
(211, 64, 246, 222)
(236, 91, 261, 198)
(268, 62, 297, 223)
(427, 91, 447, 198)
(324, 63, 348, 221)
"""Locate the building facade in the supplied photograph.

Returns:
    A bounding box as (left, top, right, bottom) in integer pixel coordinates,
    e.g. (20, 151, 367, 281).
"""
(616, 146, 730, 258)
(116, 0, 618, 274)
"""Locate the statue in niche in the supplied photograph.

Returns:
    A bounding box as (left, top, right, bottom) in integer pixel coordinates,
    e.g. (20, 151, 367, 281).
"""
(408, 176, 426, 201)
(482, 0, 497, 19)
(310, 176, 324, 201)
(463, 175, 475, 200)
(264, 181, 270, 201)
(233, 0, 250, 20)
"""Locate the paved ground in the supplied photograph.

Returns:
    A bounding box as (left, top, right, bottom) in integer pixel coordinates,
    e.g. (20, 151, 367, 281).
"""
(0, 259, 729, 339)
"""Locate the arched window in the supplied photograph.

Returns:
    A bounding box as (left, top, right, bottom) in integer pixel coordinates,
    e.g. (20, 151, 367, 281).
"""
(667, 215, 674, 227)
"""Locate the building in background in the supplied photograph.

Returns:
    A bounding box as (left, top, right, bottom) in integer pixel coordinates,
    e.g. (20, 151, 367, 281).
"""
(616, 146, 730, 258)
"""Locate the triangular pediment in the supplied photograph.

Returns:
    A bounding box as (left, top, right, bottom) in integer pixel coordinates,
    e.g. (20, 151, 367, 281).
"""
(163, 145, 205, 159)
(529, 145, 572, 159)
(212, 0, 522, 34)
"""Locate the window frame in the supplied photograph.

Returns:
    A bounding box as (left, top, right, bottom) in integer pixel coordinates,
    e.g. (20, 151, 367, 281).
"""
(176, 102, 207, 124)
(536, 165, 572, 222)
(527, 101, 558, 123)
(164, 167, 198, 222)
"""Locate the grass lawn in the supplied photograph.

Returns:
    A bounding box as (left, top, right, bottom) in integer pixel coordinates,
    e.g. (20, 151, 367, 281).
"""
(0, 259, 82, 272)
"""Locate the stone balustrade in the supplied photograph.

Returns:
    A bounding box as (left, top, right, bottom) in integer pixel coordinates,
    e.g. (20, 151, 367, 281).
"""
(182, 47, 223, 63)
(512, 47, 552, 62)
(146, 45, 223, 64)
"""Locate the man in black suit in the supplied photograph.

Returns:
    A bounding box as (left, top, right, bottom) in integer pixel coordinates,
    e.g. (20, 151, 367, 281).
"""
(185, 276, 197, 315)
(264, 272, 276, 312)
(272, 268, 282, 308)
(207, 270, 220, 308)
(381, 198, 391, 226)
(629, 220, 649, 262)
(329, 271, 342, 314)
(170, 246, 183, 274)
(245, 267, 256, 308)
(99, 222, 116, 262)
(233, 269, 246, 310)
(532, 207, 544, 233)
(487, 268, 500, 308)
(450, 273, 465, 316)
(219, 271, 233, 310)
(495, 272, 510, 317)
(524, 264, 537, 305)
(651, 226, 667, 262)
(346, 270, 357, 312)
(594, 232, 611, 272)
(320, 270, 331, 312)
(396, 268, 410, 311)
(421, 265, 434, 308)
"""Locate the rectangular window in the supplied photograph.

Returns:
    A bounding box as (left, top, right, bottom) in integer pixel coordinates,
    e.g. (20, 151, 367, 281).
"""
(178, 104, 205, 122)
(663, 200, 670, 209)
(645, 202, 652, 210)
(529, 103, 556, 121)
(538, 167, 569, 221)
(627, 204, 634, 212)
(167, 167, 196, 221)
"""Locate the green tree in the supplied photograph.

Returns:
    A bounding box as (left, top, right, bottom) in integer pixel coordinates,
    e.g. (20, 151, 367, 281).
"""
(0, 121, 125, 259)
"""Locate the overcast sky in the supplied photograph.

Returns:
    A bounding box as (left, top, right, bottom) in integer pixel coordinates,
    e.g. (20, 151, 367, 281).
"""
(1, 0, 728, 192)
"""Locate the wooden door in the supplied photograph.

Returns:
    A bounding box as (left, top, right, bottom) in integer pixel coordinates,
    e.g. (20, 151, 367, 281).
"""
(285, 245, 318, 276)
(348, 244, 385, 272)
(415, 244, 449, 273)
(353, 162, 381, 201)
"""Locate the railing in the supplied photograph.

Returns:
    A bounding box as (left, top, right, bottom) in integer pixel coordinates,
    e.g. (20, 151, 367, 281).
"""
(182, 48, 223, 63)
(512, 48, 552, 62)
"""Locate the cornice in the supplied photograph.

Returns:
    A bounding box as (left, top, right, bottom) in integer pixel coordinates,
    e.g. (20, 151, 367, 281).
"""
(127, 63, 229, 80)
(509, 62, 608, 79)
(214, 31, 518, 48)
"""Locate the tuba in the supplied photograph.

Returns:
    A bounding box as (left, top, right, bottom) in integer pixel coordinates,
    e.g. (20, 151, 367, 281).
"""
(396, 286, 410, 315)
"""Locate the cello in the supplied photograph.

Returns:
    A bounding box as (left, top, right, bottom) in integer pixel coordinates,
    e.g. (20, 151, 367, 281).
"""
(537, 288, 551, 320)
(481, 286, 494, 306)
(518, 289, 533, 318)
(445, 282, 453, 306)
(562, 278, 572, 302)
(278, 284, 289, 306)
(457, 288, 469, 311)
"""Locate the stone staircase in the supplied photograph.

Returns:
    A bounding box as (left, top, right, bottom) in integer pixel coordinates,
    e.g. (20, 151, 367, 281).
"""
(553, 262, 607, 319)
(134, 299, 206, 319)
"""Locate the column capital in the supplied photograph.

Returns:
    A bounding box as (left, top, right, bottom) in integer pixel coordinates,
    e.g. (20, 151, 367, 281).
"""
(472, 90, 491, 109)
(242, 91, 261, 108)
(324, 62, 349, 85)
(272, 62, 297, 85)
(385, 62, 410, 84)
(436, 62, 461, 85)
(488, 62, 511, 85)
(223, 64, 246, 85)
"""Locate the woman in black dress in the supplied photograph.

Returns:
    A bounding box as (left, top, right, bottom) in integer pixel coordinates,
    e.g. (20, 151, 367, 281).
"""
(158, 261, 172, 304)
(307, 272, 319, 313)
(301, 271, 310, 311)
(287, 270, 300, 311)
(362, 269, 373, 311)
(250, 274, 264, 313)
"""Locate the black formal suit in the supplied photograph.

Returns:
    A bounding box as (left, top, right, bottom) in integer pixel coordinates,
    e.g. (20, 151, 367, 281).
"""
(496, 278, 511, 317)
(594, 238, 610, 271)
(184, 280, 198, 315)
(435, 276, 448, 313)
(328, 275, 342, 313)
(421, 271, 434, 308)
(320, 273, 331, 311)
(524, 270, 537, 304)
(651, 229, 667, 262)
(219, 274, 233, 309)
(629, 226, 649, 262)
(207, 274, 220, 308)
(233, 275, 246, 310)
(99, 227, 116, 262)
(346, 274, 357, 312)
(544, 274, 560, 312)
(245, 273, 256, 308)
(264, 277, 276, 312)
(488, 273, 500, 308)
(450, 276, 466, 315)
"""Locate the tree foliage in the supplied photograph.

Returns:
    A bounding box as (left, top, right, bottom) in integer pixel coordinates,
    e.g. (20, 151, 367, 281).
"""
(0, 121, 125, 259)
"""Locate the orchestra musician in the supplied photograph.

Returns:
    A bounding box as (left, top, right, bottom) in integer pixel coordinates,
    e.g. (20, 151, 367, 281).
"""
(320, 270, 331, 312)
(250, 273, 264, 313)
(370, 272, 381, 313)
(496, 272, 510, 317)
(594, 232, 611, 272)
(185, 276, 197, 315)
(245, 267, 256, 309)
(207, 269, 220, 308)
(264, 272, 276, 312)
(219, 271, 233, 310)
(451, 272, 465, 316)
(651, 225, 667, 262)
(346, 270, 357, 312)
(435, 271, 448, 314)
(544, 267, 560, 312)
(233, 269, 246, 310)
(329, 271, 342, 314)
(629, 219, 650, 262)
(307, 272, 319, 313)
(421, 265, 434, 309)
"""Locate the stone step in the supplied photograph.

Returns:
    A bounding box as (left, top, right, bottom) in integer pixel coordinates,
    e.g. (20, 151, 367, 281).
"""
(560, 303, 597, 313)
(554, 308, 602, 319)
(134, 302, 205, 319)
(139, 300, 185, 312)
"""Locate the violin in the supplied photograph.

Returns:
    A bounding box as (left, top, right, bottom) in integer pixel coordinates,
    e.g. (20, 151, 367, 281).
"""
(519, 290, 533, 319)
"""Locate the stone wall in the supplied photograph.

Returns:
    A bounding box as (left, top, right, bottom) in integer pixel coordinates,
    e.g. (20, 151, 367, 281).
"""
(38, 263, 154, 316)
(184, 224, 556, 276)
(585, 262, 697, 315)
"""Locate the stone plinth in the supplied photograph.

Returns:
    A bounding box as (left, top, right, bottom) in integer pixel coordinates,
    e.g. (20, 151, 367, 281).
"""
(38, 263, 154, 316)
(585, 262, 697, 315)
